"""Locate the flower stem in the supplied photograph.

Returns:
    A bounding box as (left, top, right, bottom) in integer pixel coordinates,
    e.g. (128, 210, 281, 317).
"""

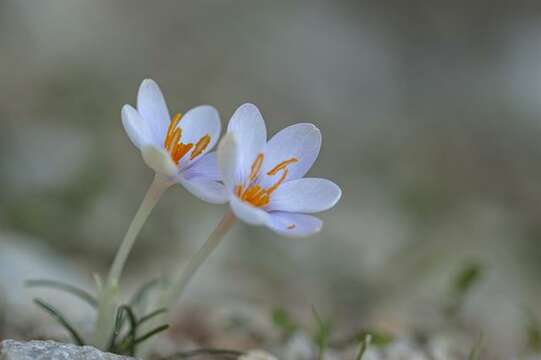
(164, 209, 236, 306)
(138, 210, 236, 356)
(108, 175, 171, 283)
(94, 174, 170, 349)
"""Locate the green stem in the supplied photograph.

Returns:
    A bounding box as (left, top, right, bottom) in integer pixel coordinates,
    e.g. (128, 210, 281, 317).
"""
(94, 174, 170, 349)
(164, 209, 236, 307)
(139, 210, 236, 356)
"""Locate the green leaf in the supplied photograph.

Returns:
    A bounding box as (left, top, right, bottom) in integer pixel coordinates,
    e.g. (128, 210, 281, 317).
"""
(453, 263, 482, 297)
(133, 324, 169, 345)
(445, 262, 483, 318)
(312, 305, 332, 360)
(355, 334, 372, 360)
(272, 307, 298, 336)
(33, 298, 85, 345)
(365, 331, 393, 346)
(331, 329, 393, 349)
(468, 334, 483, 360)
(137, 308, 167, 326)
(523, 307, 541, 352)
(107, 304, 138, 355)
(26, 279, 97, 308)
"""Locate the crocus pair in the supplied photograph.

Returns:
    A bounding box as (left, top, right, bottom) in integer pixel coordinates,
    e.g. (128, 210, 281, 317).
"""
(122, 79, 341, 237)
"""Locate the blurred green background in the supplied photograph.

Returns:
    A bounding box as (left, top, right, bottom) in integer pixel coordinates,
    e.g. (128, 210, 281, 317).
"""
(2, 0, 541, 357)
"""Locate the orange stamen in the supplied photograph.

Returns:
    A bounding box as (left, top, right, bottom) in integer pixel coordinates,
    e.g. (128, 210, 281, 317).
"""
(164, 113, 213, 166)
(245, 185, 263, 201)
(172, 143, 193, 164)
(266, 168, 289, 194)
(190, 134, 211, 160)
(234, 185, 243, 197)
(168, 128, 181, 151)
(267, 158, 298, 176)
(235, 156, 299, 208)
(164, 113, 182, 148)
(250, 153, 264, 181)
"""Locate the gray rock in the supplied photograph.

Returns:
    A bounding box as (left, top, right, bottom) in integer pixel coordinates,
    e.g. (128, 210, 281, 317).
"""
(0, 340, 138, 360)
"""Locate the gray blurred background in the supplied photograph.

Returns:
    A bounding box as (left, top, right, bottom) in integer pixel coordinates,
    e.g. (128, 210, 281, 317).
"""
(2, 0, 541, 357)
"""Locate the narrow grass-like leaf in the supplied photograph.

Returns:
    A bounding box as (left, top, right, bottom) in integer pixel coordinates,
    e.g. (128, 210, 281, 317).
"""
(523, 307, 541, 352)
(272, 307, 298, 336)
(331, 329, 393, 348)
(33, 298, 85, 345)
(468, 333, 483, 360)
(137, 308, 167, 325)
(444, 262, 483, 319)
(454, 263, 482, 297)
(133, 324, 169, 345)
(163, 348, 245, 359)
(354, 334, 372, 360)
(312, 305, 332, 360)
(107, 303, 129, 352)
(26, 279, 97, 308)
(116, 304, 138, 356)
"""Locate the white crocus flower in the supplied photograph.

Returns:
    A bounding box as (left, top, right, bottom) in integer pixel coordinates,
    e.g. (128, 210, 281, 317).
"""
(154, 103, 341, 353)
(95, 79, 226, 349)
(121, 79, 226, 203)
(218, 103, 341, 237)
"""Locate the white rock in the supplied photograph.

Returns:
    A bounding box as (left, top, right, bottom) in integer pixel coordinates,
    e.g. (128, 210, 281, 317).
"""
(0, 340, 138, 360)
(283, 332, 315, 360)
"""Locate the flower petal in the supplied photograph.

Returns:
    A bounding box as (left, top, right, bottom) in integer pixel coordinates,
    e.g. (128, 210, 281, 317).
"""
(137, 79, 171, 143)
(141, 145, 178, 177)
(266, 212, 322, 237)
(258, 123, 321, 188)
(176, 105, 221, 170)
(121, 105, 153, 149)
(265, 178, 341, 213)
(227, 103, 267, 181)
(230, 196, 269, 225)
(177, 177, 228, 204)
(218, 134, 243, 192)
(181, 152, 221, 181)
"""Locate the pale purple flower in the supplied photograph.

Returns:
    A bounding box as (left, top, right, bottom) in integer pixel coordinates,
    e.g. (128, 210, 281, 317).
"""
(218, 103, 341, 237)
(121, 79, 227, 203)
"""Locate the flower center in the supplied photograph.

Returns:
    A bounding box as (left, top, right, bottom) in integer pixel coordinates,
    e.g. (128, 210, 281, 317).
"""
(164, 113, 211, 165)
(234, 153, 298, 208)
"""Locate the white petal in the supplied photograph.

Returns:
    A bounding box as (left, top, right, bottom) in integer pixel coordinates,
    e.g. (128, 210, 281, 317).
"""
(230, 196, 269, 225)
(181, 152, 221, 181)
(265, 178, 341, 213)
(137, 79, 171, 143)
(259, 123, 321, 188)
(227, 103, 267, 180)
(121, 105, 153, 149)
(141, 145, 178, 177)
(177, 177, 228, 204)
(266, 212, 322, 237)
(218, 134, 243, 192)
(176, 105, 221, 170)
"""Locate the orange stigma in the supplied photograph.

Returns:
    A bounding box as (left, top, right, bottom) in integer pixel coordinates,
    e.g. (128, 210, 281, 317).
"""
(235, 154, 298, 208)
(163, 113, 211, 165)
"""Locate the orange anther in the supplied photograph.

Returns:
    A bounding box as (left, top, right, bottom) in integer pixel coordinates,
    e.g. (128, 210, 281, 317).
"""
(250, 153, 264, 181)
(235, 155, 299, 208)
(190, 134, 211, 160)
(267, 158, 298, 176)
